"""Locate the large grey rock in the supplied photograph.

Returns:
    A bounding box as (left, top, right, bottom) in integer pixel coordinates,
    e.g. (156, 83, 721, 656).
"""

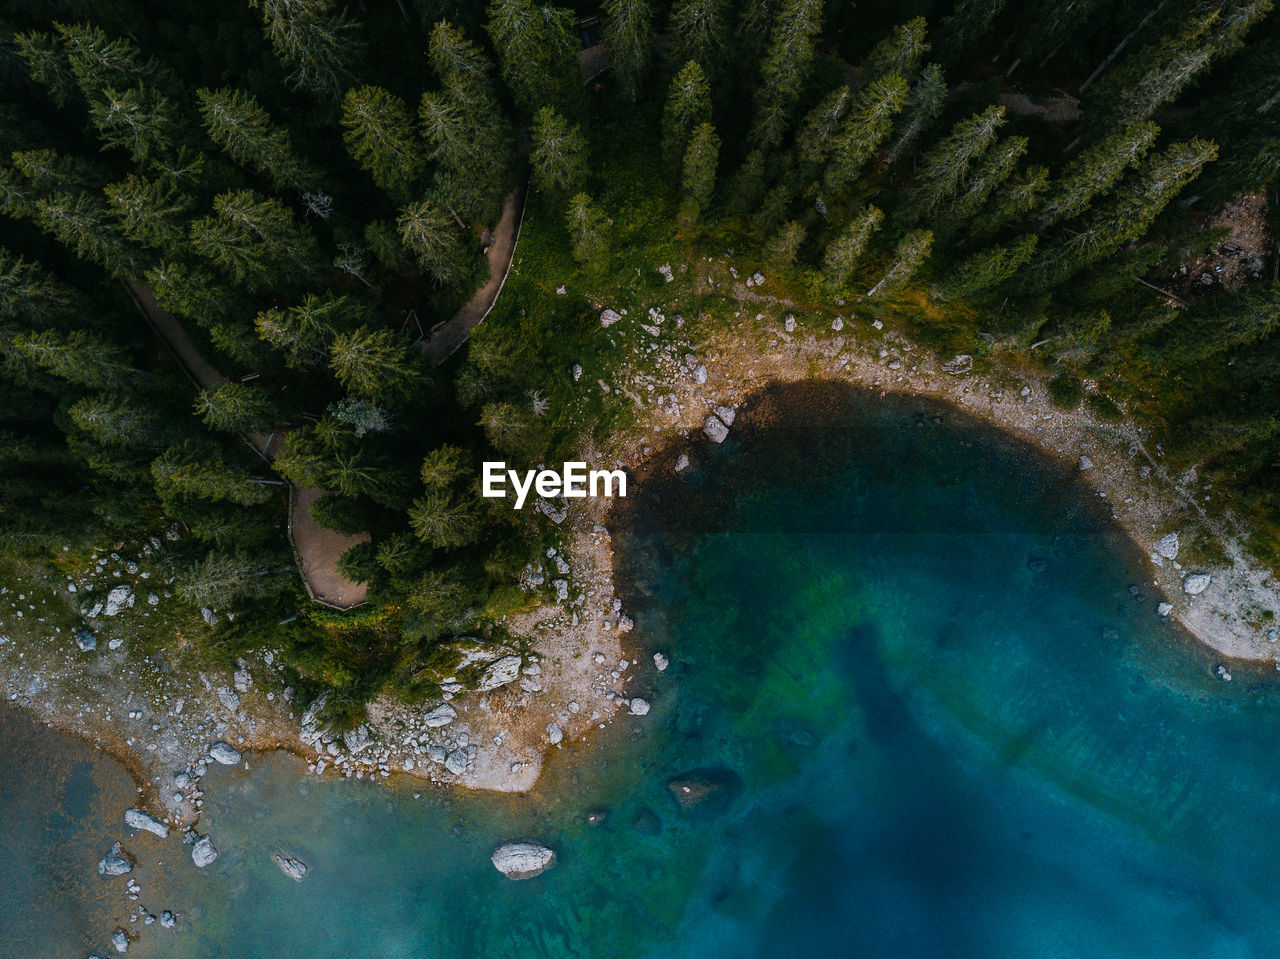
(124, 808, 168, 838)
(1183, 572, 1212, 595)
(490, 842, 557, 880)
(343, 725, 372, 753)
(216, 686, 240, 713)
(159, 911, 175, 928)
(1157, 601, 1173, 617)
(629, 697, 651, 716)
(75, 629, 98, 651)
(422, 704, 457, 728)
(233, 669, 252, 693)
(98, 841, 132, 877)
(547, 722, 564, 745)
(271, 852, 309, 882)
(600, 308, 622, 328)
(703, 415, 730, 443)
(111, 928, 130, 953)
(191, 836, 218, 868)
(941, 354, 974, 375)
(209, 741, 242, 765)
(103, 585, 132, 617)
(444, 749, 469, 775)
(1153, 532, 1180, 560)
(479, 656, 522, 691)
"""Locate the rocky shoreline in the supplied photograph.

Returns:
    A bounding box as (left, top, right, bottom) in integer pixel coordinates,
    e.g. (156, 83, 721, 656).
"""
(4, 255, 1278, 854)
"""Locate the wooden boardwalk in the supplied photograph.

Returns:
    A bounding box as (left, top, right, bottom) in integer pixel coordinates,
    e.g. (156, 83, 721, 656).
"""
(419, 177, 528, 365)
(124, 283, 368, 610)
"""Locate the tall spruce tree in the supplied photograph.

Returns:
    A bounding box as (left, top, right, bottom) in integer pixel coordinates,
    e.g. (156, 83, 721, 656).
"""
(662, 61, 712, 170)
(486, 0, 583, 115)
(603, 0, 653, 101)
(530, 107, 588, 198)
(751, 0, 826, 151)
(198, 88, 318, 192)
(341, 86, 425, 205)
(255, 0, 364, 102)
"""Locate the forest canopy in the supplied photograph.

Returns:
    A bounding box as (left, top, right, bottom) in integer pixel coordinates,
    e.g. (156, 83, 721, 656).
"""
(3, 0, 1279, 721)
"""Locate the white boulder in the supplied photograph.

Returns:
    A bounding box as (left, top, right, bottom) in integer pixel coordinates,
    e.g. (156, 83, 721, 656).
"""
(491, 842, 557, 880)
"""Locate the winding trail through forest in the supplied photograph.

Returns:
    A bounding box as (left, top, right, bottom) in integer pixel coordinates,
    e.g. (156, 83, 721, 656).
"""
(419, 178, 528, 365)
(123, 282, 369, 610)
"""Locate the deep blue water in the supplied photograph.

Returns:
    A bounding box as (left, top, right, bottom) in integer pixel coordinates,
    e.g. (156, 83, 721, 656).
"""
(5, 381, 1280, 958)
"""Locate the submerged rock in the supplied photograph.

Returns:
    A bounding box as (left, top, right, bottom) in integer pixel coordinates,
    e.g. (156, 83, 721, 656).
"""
(124, 808, 168, 838)
(271, 852, 309, 882)
(191, 836, 218, 868)
(629, 698, 651, 716)
(111, 928, 130, 953)
(1157, 601, 1173, 617)
(653, 652, 669, 671)
(75, 629, 98, 651)
(159, 911, 175, 928)
(209, 741, 242, 765)
(98, 841, 132, 877)
(666, 768, 744, 818)
(490, 842, 557, 880)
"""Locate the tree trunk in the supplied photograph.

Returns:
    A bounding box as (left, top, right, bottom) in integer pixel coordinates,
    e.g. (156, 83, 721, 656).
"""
(1078, 0, 1171, 94)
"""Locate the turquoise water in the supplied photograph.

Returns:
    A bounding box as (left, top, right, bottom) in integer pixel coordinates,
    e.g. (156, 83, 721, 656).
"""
(6, 381, 1280, 958)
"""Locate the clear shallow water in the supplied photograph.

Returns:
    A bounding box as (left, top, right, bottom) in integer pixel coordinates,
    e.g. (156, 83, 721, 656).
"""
(5, 381, 1280, 958)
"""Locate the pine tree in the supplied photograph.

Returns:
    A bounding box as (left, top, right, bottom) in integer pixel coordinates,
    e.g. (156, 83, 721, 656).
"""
(1030, 139, 1218, 287)
(425, 22, 516, 216)
(794, 86, 852, 173)
(14, 31, 77, 107)
(0, 250, 75, 324)
(900, 105, 1005, 220)
(751, 0, 826, 150)
(869, 229, 932, 296)
(396, 201, 468, 286)
(822, 74, 910, 195)
(152, 441, 276, 506)
(938, 135, 1028, 229)
(1087, 6, 1270, 135)
(883, 63, 946, 165)
(938, 234, 1038, 298)
(179, 550, 280, 608)
(255, 293, 365, 368)
(682, 122, 720, 209)
(255, 0, 364, 102)
(28, 190, 133, 277)
(766, 221, 806, 266)
(603, 0, 653, 101)
(665, 0, 730, 75)
(190, 190, 320, 286)
(823, 205, 883, 289)
(661, 61, 712, 170)
(198, 88, 318, 192)
(1147, 282, 1280, 367)
(566, 193, 612, 270)
(195, 382, 282, 434)
(486, 0, 583, 115)
(341, 86, 425, 204)
(860, 17, 929, 86)
(409, 488, 481, 548)
(530, 107, 588, 197)
(968, 164, 1049, 240)
(329, 327, 420, 403)
(87, 84, 175, 163)
(68, 394, 162, 448)
(1037, 122, 1159, 229)
(104, 174, 192, 255)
